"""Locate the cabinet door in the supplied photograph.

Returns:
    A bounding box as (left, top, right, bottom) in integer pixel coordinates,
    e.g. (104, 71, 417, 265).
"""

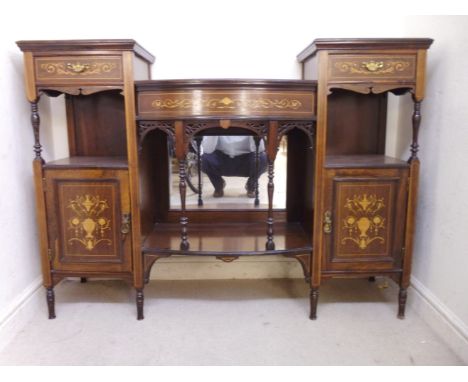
(45, 169, 132, 273)
(323, 168, 408, 272)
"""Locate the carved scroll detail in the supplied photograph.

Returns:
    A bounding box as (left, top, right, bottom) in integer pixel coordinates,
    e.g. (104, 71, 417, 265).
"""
(183, 120, 268, 138)
(138, 121, 175, 151)
(277, 121, 315, 146)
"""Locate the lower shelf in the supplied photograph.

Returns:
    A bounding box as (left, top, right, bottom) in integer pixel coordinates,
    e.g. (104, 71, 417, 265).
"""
(142, 222, 312, 256)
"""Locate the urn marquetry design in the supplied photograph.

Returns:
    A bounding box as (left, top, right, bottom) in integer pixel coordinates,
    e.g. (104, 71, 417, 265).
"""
(67, 194, 112, 251)
(341, 194, 386, 250)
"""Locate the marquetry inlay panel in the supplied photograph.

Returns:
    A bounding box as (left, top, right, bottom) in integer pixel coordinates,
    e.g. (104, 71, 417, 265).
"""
(35, 56, 123, 83)
(57, 181, 119, 259)
(328, 54, 416, 82)
(137, 90, 316, 119)
(334, 182, 393, 257)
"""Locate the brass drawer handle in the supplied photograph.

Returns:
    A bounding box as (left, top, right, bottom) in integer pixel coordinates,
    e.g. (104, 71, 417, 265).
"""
(323, 210, 332, 234)
(362, 61, 384, 72)
(66, 62, 90, 73)
(121, 213, 131, 241)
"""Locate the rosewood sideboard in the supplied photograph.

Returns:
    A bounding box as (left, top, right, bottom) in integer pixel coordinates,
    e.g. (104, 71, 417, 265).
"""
(16, 38, 433, 320)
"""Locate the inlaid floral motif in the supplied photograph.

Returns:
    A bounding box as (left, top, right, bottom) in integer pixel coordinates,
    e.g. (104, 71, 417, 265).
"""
(342, 194, 386, 250)
(67, 195, 112, 251)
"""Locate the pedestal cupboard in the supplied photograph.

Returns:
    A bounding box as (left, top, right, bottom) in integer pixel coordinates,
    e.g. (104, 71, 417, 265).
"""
(16, 40, 155, 318)
(17, 38, 432, 320)
(297, 38, 433, 318)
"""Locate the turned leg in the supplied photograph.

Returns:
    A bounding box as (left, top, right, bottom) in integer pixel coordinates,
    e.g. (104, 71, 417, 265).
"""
(179, 158, 189, 250)
(265, 159, 275, 250)
(254, 136, 260, 207)
(398, 288, 407, 319)
(136, 288, 144, 320)
(46, 287, 56, 319)
(309, 287, 319, 320)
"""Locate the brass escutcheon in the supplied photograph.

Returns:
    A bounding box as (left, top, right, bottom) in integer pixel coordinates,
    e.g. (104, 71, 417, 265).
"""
(362, 61, 384, 72)
(66, 62, 90, 73)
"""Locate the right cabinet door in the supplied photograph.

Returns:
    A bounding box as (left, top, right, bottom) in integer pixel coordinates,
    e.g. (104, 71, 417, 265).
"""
(323, 168, 409, 272)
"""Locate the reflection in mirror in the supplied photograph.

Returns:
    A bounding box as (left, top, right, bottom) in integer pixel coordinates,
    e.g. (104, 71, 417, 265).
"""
(170, 135, 287, 209)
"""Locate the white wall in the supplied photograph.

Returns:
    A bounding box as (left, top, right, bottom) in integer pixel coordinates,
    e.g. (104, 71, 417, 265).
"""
(0, 42, 42, 325)
(1, 2, 466, 347)
(399, 16, 468, 337)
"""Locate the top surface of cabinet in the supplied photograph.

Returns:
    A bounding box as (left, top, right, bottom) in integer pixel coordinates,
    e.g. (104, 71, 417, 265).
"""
(297, 38, 434, 62)
(16, 39, 155, 63)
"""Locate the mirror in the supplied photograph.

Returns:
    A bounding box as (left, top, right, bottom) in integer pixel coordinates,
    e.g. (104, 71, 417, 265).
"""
(170, 135, 287, 209)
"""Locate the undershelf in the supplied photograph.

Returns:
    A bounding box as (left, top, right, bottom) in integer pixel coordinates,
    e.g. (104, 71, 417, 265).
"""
(325, 154, 409, 169)
(142, 221, 312, 256)
(44, 156, 128, 169)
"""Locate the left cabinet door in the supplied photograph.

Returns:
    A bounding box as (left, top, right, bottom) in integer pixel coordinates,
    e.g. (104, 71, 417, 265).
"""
(44, 169, 132, 273)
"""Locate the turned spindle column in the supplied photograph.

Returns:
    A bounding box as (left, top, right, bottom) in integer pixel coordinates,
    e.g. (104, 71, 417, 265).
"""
(179, 158, 190, 250)
(410, 99, 421, 162)
(399, 96, 423, 319)
(195, 136, 203, 207)
(265, 121, 279, 251)
(254, 136, 260, 207)
(30, 100, 42, 161)
(266, 159, 275, 250)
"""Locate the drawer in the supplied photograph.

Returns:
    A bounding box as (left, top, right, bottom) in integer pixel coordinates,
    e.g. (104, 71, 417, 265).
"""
(34, 55, 123, 84)
(328, 54, 416, 82)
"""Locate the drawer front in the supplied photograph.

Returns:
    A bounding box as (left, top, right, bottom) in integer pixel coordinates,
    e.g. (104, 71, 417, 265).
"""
(138, 89, 316, 119)
(35, 55, 123, 84)
(45, 169, 132, 273)
(323, 168, 408, 272)
(328, 54, 416, 82)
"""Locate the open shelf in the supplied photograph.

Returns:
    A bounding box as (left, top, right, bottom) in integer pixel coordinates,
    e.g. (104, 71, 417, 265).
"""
(325, 155, 409, 169)
(142, 221, 312, 256)
(44, 156, 128, 169)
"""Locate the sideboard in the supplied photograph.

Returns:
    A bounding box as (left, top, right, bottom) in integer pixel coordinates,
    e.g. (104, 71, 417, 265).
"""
(16, 38, 433, 319)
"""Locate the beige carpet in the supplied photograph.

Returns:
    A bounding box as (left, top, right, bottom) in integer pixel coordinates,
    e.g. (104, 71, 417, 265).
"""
(0, 278, 463, 365)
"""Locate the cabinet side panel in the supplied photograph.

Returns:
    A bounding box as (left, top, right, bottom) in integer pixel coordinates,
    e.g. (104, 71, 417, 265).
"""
(302, 57, 318, 80)
(133, 56, 151, 80)
(140, 130, 170, 235)
(286, 129, 314, 232)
